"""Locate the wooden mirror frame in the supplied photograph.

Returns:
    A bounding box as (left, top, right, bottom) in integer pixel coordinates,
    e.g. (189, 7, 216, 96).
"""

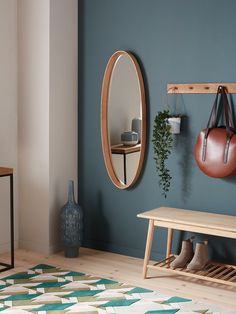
(101, 51, 146, 189)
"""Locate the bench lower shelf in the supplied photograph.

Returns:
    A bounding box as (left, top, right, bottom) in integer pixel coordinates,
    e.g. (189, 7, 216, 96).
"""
(148, 255, 236, 287)
(147, 255, 236, 287)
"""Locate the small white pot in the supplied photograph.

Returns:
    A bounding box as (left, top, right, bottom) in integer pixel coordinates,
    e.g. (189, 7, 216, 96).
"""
(168, 116, 181, 134)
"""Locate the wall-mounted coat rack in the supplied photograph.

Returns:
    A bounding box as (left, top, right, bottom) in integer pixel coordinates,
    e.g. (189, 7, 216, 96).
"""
(167, 83, 236, 94)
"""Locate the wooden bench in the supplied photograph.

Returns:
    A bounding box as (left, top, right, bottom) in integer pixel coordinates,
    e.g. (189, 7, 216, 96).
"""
(137, 207, 236, 287)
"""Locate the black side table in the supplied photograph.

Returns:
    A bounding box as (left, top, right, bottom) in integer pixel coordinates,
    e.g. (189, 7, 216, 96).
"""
(0, 167, 14, 272)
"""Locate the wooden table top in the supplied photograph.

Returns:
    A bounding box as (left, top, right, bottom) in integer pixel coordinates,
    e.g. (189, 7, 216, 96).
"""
(137, 207, 236, 233)
(111, 144, 141, 154)
(0, 167, 13, 176)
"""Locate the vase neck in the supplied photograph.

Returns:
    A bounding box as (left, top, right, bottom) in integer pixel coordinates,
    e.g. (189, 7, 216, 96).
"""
(68, 180, 75, 204)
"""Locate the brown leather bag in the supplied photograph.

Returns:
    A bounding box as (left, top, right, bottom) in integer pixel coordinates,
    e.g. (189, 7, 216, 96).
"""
(194, 86, 236, 178)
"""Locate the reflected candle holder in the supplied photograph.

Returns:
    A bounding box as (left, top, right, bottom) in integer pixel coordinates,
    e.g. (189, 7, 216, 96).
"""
(132, 117, 142, 143)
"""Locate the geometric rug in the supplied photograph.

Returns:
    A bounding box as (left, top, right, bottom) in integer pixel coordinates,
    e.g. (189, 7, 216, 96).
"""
(0, 264, 233, 313)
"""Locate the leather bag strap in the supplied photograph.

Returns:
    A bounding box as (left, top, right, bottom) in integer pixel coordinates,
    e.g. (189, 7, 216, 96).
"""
(202, 86, 222, 161)
(206, 86, 221, 130)
(221, 86, 235, 132)
(202, 86, 235, 162)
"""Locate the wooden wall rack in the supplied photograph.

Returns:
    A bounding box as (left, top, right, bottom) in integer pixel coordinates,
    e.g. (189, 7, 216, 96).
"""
(167, 83, 236, 94)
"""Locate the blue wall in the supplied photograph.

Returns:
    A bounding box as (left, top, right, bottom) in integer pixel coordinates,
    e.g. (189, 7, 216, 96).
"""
(78, 0, 236, 263)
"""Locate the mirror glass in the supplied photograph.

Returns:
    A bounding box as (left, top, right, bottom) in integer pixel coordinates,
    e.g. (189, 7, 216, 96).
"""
(101, 51, 146, 189)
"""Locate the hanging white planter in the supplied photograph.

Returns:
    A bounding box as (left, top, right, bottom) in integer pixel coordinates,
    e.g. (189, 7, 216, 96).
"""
(168, 116, 181, 134)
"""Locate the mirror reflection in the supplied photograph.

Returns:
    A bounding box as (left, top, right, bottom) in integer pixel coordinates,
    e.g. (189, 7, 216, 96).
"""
(101, 51, 146, 189)
(108, 54, 141, 185)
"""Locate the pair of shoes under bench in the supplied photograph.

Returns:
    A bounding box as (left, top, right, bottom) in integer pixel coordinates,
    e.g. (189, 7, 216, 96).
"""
(170, 239, 208, 271)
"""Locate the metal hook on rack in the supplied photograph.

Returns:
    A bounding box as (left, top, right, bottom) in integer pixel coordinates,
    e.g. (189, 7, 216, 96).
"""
(167, 86, 178, 94)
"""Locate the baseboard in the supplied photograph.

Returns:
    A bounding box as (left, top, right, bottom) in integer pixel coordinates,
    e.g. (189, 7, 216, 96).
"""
(19, 239, 62, 255)
(83, 239, 164, 261)
(19, 237, 164, 261)
(19, 240, 51, 255)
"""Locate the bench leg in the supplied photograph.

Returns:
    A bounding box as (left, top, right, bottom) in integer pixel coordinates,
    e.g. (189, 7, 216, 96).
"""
(143, 219, 154, 279)
(166, 228, 173, 258)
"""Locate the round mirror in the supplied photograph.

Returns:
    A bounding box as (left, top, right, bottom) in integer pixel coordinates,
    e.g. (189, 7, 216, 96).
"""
(101, 51, 146, 189)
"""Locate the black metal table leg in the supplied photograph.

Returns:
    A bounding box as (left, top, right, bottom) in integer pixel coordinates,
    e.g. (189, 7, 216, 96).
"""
(0, 171, 14, 272)
(123, 154, 127, 185)
(10, 173, 14, 268)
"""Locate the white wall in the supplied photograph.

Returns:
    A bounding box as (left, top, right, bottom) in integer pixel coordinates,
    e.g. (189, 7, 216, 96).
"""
(49, 0, 78, 252)
(18, 0, 78, 254)
(0, 0, 77, 255)
(0, 0, 18, 253)
(18, 0, 50, 252)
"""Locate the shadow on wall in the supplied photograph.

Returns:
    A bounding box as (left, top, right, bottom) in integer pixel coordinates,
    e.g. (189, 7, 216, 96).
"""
(223, 171, 236, 185)
(173, 94, 194, 203)
(90, 191, 110, 250)
(194, 234, 236, 264)
(210, 236, 236, 264)
(175, 233, 236, 264)
(230, 94, 236, 118)
(78, 0, 85, 202)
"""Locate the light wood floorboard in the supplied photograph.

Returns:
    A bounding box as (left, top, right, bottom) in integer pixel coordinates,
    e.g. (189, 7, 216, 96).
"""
(0, 248, 235, 311)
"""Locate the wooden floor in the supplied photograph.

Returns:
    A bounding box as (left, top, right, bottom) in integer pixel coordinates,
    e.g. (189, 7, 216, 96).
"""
(0, 248, 236, 310)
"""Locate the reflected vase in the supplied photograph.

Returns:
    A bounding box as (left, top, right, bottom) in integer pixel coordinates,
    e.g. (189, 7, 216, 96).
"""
(60, 180, 83, 258)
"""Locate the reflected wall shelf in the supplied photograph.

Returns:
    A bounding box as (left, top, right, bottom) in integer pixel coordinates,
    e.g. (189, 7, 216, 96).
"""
(167, 83, 236, 94)
(111, 144, 141, 154)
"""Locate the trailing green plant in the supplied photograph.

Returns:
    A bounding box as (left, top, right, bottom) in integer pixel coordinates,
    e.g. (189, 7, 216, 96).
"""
(152, 110, 173, 198)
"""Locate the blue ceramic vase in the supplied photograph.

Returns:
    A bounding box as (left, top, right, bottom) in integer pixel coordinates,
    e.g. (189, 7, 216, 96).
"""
(60, 180, 83, 257)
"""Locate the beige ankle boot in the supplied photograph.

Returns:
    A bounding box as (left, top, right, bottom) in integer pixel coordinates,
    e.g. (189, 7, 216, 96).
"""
(170, 238, 194, 269)
(187, 240, 209, 271)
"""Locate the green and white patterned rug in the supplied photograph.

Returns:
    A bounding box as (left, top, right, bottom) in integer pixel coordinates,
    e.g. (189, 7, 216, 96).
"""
(0, 264, 232, 313)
